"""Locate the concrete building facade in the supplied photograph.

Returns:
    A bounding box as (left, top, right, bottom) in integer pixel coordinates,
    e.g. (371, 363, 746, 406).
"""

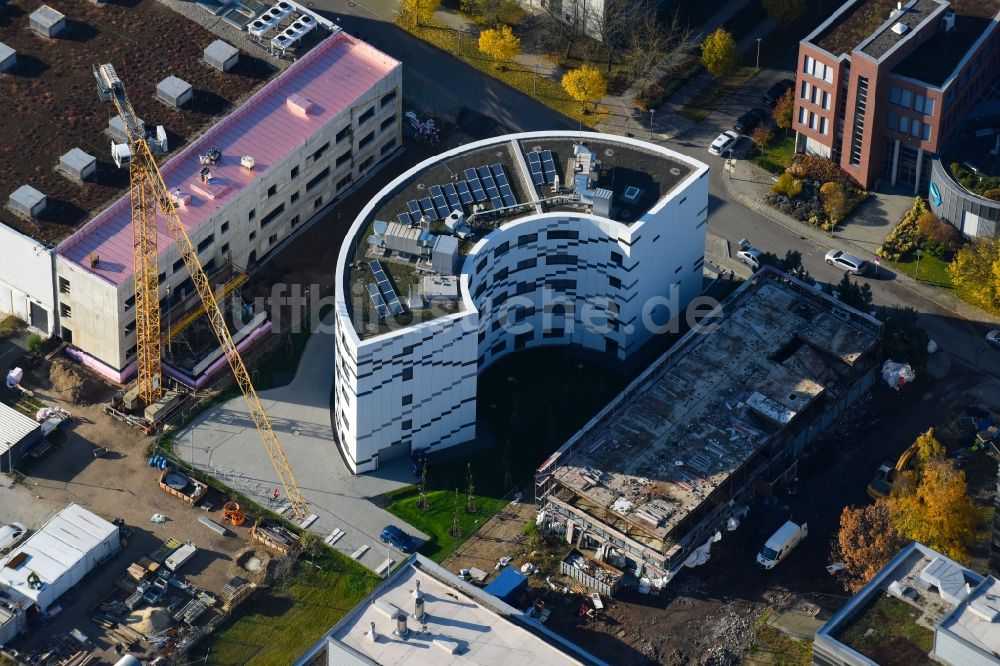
(334, 132, 709, 473)
(794, 0, 1000, 192)
(46, 29, 401, 382)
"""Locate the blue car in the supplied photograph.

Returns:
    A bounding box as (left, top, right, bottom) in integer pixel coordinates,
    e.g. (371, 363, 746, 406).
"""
(380, 525, 416, 553)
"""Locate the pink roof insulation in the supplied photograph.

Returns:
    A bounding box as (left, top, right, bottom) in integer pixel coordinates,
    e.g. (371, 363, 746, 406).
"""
(57, 30, 399, 286)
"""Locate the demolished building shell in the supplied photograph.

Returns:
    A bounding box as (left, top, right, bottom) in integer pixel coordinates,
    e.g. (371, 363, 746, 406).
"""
(535, 267, 882, 587)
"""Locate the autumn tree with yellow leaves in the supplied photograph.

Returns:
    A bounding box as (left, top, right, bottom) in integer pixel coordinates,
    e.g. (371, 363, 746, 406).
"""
(401, 0, 441, 26)
(949, 238, 1000, 314)
(701, 28, 738, 79)
(478, 25, 521, 70)
(561, 65, 607, 113)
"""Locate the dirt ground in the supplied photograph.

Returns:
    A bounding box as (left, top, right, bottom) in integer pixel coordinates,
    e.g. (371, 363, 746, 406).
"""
(0, 0, 274, 242)
(435, 362, 1000, 666)
(1, 357, 278, 663)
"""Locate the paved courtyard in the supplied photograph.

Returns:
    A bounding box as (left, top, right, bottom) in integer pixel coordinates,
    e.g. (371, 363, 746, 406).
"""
(174, 318, 426, 572)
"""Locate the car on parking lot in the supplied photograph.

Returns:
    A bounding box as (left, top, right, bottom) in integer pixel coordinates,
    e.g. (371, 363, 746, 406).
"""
(765, 79, 795, 106)
(709, 130, 740, 156)
(734, 108, 768, 134)
(380, 525, 416, 553)
(0, 522, 27, 551)
(987, 330, 1000, 348)
(825, 249, 870, 275)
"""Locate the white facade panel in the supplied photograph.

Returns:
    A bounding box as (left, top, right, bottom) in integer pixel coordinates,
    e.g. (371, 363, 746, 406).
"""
(0, 221, 54, 334)
(334, 132, 709, 473)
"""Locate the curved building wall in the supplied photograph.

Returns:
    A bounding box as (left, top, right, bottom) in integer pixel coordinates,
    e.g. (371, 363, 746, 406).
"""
(334, 132, 709, 473)
(929, 158, 1000, 239)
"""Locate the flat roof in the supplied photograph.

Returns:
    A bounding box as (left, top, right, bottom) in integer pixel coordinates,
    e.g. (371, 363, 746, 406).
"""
(0, 504, 117, 598)
(57, 29, 399, 287)
(858, 0, 943, 60)
(347, 134, 697, 339)
(541, 269, 880, 556)
(811, 0, 904, 56)
(939, 576, 1000, 658)
(317, 555, 602, 666)
(893, 1, 1000, 87)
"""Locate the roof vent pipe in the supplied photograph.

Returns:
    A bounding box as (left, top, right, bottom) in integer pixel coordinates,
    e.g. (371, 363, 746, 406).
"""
(395, 613, 409, 638)
(369, 621, 378, 643)
(414, 596, 426, 622)
(413, 580, 422, 599)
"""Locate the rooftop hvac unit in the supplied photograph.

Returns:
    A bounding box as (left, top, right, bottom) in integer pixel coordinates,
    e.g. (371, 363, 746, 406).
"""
(891, 22, 909, 35)
(942, 11, 956, 32)
(241, 155, 256, 170)
(111, 141, 132, 168)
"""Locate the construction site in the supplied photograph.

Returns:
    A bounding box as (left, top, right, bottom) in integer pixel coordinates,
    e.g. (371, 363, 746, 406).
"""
(535, 267, 883, 587)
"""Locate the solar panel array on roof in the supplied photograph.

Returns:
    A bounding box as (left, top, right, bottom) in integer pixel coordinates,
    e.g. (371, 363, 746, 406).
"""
(419, 197, 436, 220)
(542, 150, 556, 184)
(527, 151, 544, 186)
(397, 212, 412, 225)
(407, 200, 422, 218)
(443, 183, 460, 210)
(430, 185, 449, 218)
(456, 180, 473, 204)
(479, 166, 503, 209)
(370, 260, 405, 316)
(492, 163, 516, 207)
(465, 168, 487, 202)
(367, 283, 388, 319)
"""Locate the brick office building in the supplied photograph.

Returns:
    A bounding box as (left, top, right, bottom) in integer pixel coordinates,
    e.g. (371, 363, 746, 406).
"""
(794, 0, 1000, 192)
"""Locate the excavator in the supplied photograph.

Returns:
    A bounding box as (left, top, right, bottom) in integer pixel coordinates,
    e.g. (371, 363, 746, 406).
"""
(867, 441, 919, 499)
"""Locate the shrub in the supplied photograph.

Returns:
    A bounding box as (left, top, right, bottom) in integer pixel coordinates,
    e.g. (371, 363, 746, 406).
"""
(916, 211, 960, 258)
(26, 334, 42, 354)
(820, 181, 850, 224)
(983, 188, 1000, 202)
(879, 197, 928, 261)
(786, 155, 860, 188)
(771, 172, 803, 198)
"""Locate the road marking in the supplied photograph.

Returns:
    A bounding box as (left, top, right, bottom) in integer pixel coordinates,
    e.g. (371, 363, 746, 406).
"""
(351, 544, 369, 560)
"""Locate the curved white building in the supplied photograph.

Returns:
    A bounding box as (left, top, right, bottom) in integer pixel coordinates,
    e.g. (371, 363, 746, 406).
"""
(334, 132, 709, 473)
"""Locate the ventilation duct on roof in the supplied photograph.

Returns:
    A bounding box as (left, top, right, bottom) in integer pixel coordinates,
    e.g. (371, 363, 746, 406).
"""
(892, 22, 909, 35)
(942, 11, 956, 32)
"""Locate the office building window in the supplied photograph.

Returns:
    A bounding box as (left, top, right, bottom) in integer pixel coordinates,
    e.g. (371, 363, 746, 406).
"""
(900, 89, 912, 108)
(381, 139, 396, 155)
(801, 80, 808, 99)
(60, 303, 71, 318)
(402, 394, 412, 406)
(336, 126, 350, 143)
(59, 277, 70, 294)
(819, 117, 828, 135)
(381, 115, 396, 131)
(311, 142, 330, 161)
(922, 124, 931, 141)
(290, 165, 299, 179)
(898, 115, 909, 134)
(197, 234, 214, 253)
(221, 221, 229, 234)
(358, 106, 375, 125)
(887, 112, 898, 130)
(291, 191, 299, 204)
(336, 151, 352, 167)
(381, 90, 397, 108)
(911, 119, 922, 138)
(267, 184, 277, 198)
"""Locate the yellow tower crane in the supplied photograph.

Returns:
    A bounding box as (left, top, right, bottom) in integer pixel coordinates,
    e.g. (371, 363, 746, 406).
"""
(93, 63, 308, 518)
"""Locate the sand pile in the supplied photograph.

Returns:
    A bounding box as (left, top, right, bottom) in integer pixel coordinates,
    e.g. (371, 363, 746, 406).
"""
(50, 358, 102, 404)
(125, 607, 173, 636)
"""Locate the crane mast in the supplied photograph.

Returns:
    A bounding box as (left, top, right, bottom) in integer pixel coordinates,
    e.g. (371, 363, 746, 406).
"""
(94, 64, 308, 517)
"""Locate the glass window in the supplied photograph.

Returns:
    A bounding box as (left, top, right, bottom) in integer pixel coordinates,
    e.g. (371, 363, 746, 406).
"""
(820, 117, 828, 135)
(798, 107, 806, 124)
(890, 86, 901, 105)
(914, 94, 925, 113)
(823, 91, 831, 110)
(801, 81, 808, 99)
(887, 112, 898, 129)
(825, 67, 833, 84)
(923, 97, 935, 115)
(804, 55, 813, 74)
(922, 124, 931, 141)
(911, 119, 921, 138)
(900, 89, 912, 108)
(899, 116, 909, 133)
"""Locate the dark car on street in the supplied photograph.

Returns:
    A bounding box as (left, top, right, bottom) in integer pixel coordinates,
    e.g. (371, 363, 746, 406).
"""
(764, 79, 795, 106)
(734, 108, 767, 134)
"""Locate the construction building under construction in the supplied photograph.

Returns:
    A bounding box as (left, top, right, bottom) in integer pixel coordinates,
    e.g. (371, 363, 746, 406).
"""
(535, 267, 883, 589)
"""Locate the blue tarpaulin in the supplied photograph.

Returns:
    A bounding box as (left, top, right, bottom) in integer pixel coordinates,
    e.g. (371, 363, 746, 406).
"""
(483, 566, 527, 605)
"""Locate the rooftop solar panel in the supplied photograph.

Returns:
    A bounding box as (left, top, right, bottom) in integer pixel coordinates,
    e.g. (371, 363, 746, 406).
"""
(408, 200, 422, 217)
(469, 179, 487, 202)
(370, 260, 405, 316)
(500, 184, 516, 207)
(419, 197, 437, 220)
(367, 284, 388, 319)
(443, 183, 460, 209)
(456, 181, 474, 204)
(545, 168, 556, 184)
(527, 151, 540, 165)
(397, 212, 411, 225)
(464, 168, 481, 187)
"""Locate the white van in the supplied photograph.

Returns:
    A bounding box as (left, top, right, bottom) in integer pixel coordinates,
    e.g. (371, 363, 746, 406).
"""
(756, 520, 807, 569)
(0, 522, 26, 551)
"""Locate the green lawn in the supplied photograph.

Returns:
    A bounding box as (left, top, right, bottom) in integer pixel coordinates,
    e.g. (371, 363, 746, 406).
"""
(387, 487, 508, 562)
(746, 615, 813, 666)
(197, 551, 379, 665)
(678, 66, 758, 122)
(753, 133, 796, 174)
(398, 18, 605, 127)
(890, 253, 953, 288)
(836, 596, 935, 666)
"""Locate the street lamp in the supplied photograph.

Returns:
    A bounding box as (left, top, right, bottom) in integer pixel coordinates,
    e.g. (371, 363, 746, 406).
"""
(915, 248, 924, 280)
(532, 62, 538, 95)
(649, 109, 655, 140)
(756, 38, 762, 70)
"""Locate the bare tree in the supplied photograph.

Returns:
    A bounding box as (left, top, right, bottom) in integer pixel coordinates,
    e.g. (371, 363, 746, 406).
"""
(584, 0, 638, 72)
(625, 6, 694, 95)
(534, 0, 584, 60)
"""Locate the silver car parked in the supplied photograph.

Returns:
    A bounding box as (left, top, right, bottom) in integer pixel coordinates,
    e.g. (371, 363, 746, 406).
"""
(825, 249, 869, 275)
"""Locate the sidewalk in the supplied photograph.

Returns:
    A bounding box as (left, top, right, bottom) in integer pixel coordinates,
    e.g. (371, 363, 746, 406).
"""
(722, 159, 1000, 325)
